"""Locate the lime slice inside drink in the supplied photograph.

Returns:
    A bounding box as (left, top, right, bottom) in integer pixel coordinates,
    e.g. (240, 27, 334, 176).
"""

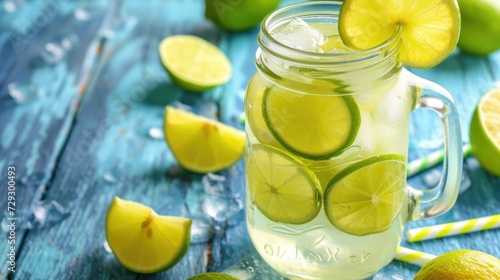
(263, 85, 360, 160)
(247, 144, 321, 224)
(324, 154, 406, 236)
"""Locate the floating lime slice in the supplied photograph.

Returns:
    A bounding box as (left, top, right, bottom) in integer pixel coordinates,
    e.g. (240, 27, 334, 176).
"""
(246, 144, 321, 224)
(263, 85, 360, 160)
(324, 154, 406, 236)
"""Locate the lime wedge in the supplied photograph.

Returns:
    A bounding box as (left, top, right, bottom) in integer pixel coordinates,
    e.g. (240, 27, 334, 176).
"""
(159, 35, 232, 92)
(105, 197, 191, 273)
(247, 144, 321, 224)
(164, 106, 245, 173)
(338, 0, 461, 68)
(324, 154, 406, 236)
(263, 86, 360, 160)
(470, 88, 500, 176)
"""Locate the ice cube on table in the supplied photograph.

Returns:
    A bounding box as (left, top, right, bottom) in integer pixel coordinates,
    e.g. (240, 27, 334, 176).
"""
(271, 18, 328, 53)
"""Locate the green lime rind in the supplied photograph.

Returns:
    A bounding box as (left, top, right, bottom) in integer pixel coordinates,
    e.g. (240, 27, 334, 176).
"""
(469, 90, 500, 176)
(161, 63, 218, 92)
(457, 0, 500, 56)
(262, 86, 360, 160)
(247, 144, 322, 224)
(324, 154, 406, 236)
(188, 272, 240, 280)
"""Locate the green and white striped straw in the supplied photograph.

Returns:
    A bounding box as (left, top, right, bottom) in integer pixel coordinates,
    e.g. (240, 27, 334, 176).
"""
(407, 144, 472, 176)
(395, 246, 436, 266)
(407, 214, 500, 242)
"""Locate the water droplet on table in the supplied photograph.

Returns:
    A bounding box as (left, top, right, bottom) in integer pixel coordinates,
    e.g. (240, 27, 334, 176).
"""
(190, 215, 213, 244)
(74, 8, 91, 21)
(3, 0, 18, 12)
(103, 240, 113, 253)
(61, 34, 79, 51)
(147, 127, 164, 140)
(103, 172, 118, 184)
(8, 82, 42, 104)
(41, 42, 65, 64)
(26, 200, 71, 230)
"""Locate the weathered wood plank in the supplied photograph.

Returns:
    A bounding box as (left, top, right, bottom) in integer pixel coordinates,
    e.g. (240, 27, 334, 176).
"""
(1, 0, 499, 278)
(0, 1, 107, 278)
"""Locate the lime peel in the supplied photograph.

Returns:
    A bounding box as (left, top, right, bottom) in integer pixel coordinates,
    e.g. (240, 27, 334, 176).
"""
(262, 86, 361, 160)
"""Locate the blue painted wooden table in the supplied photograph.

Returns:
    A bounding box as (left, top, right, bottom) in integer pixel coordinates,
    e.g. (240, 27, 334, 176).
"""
(0, 0, 499, 279)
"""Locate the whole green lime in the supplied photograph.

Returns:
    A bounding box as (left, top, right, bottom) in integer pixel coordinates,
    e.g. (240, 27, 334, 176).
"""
(205, 0, 280, 31)
(457, 0, 500, 55)
(188, 272, 239, 280)
(414, 249, 500, 279)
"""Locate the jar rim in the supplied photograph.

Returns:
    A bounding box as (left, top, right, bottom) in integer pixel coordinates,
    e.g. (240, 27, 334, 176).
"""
(259, 1, 401, 66)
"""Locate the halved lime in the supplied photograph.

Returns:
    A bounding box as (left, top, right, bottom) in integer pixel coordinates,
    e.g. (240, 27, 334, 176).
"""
(339, 0, 460, 68)
(159, 35, 232, 92)
(106, 197, 191, 273)
(263, 86, 360, 160)
(246, 144, 321, 224)
(164, 106, 245, 173)
(470, 88, 500, 176)
(324, 154, 406, 236)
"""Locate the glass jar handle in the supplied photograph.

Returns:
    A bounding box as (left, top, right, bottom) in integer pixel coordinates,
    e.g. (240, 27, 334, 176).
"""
(407, 74, 463, 221)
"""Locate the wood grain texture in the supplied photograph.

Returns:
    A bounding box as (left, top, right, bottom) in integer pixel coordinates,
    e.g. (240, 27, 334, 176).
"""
(0, 1, 107, 278)
(0, 0, 499, 279)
